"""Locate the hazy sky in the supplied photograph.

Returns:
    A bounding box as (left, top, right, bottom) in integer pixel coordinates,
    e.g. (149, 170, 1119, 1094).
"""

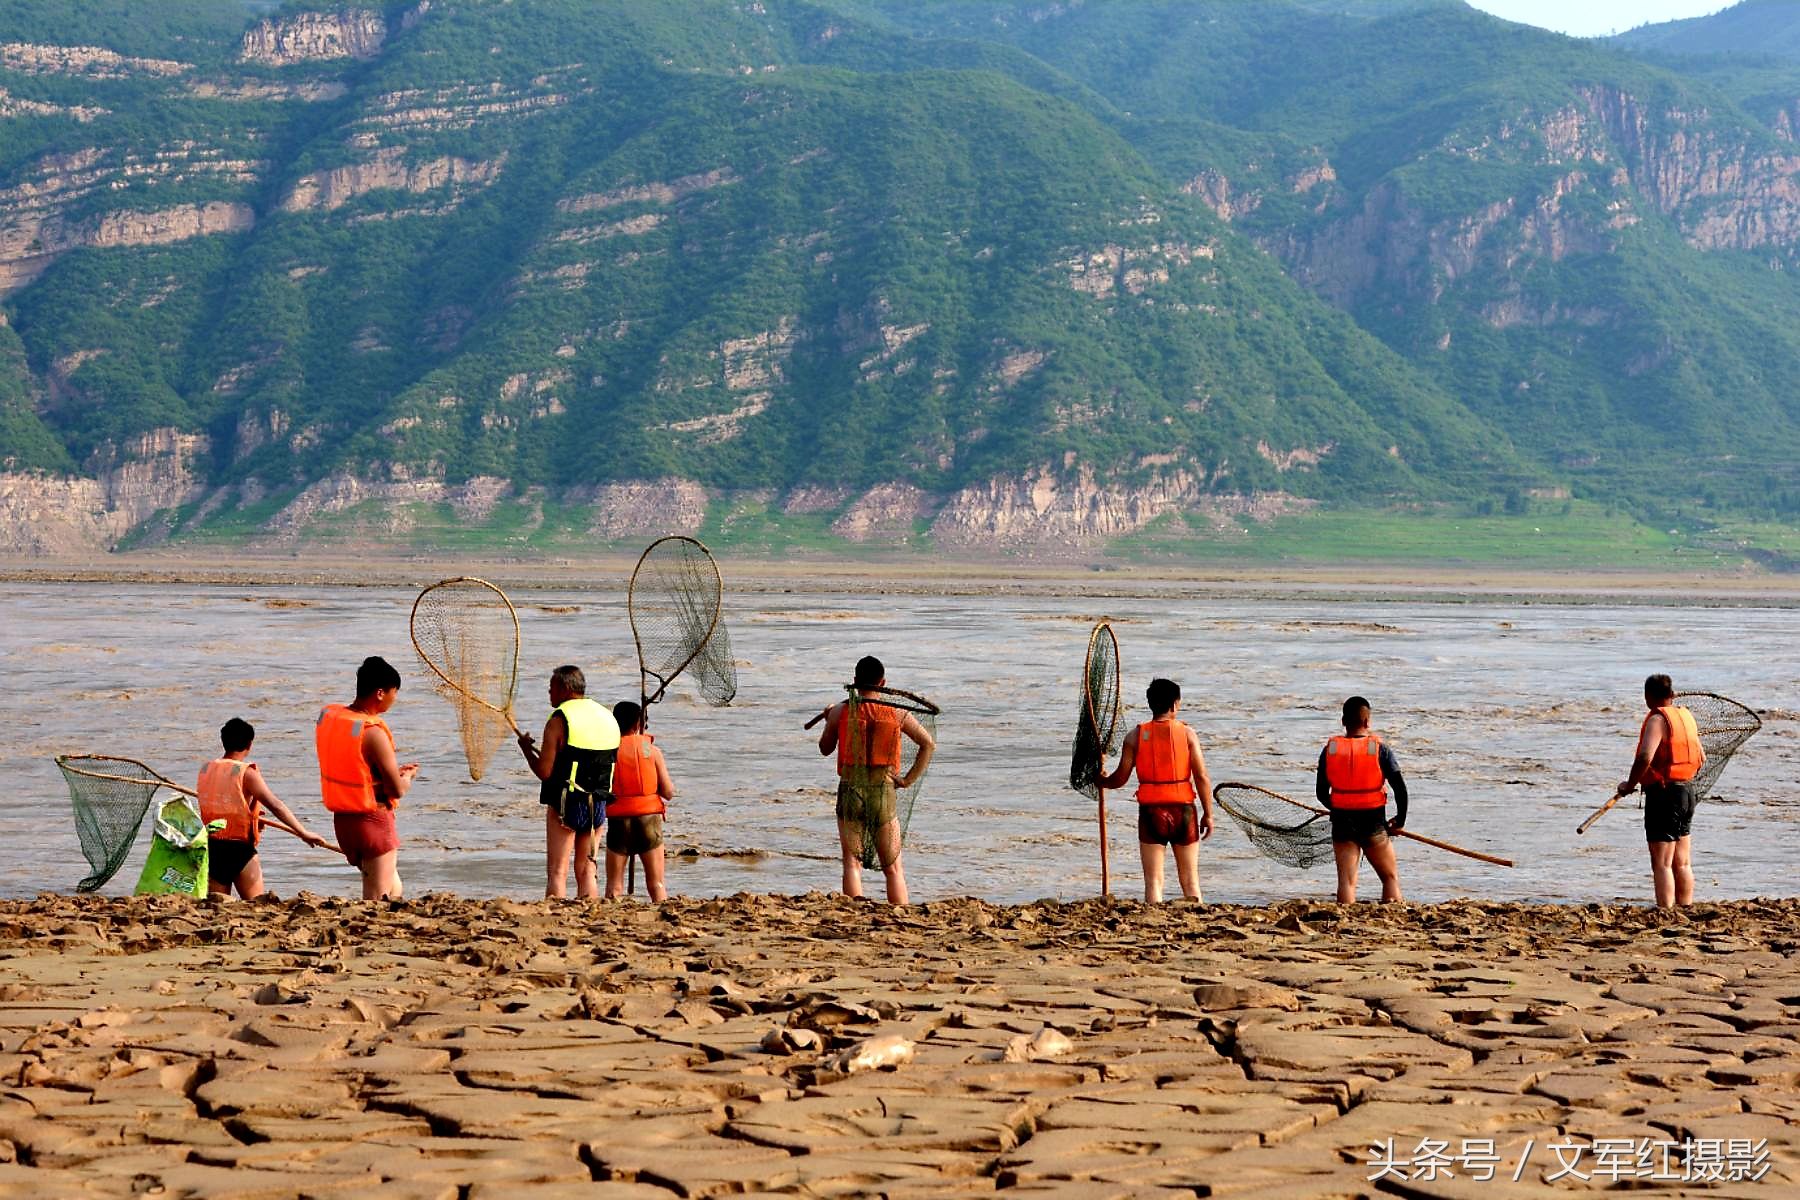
(1467, 0, 1732, 38)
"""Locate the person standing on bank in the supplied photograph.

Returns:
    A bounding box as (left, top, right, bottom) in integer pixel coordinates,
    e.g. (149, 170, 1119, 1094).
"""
(816, 655, 934, 905)
(1613, 673, 1705, 908)
(606, 700, 674, 901)
(316, 655, 417, 900)
(1316, 695, 1407, 904)
(1098, 678, 1215, 903)
(199, 717, 329, 899)
(517, 665, 619, 900)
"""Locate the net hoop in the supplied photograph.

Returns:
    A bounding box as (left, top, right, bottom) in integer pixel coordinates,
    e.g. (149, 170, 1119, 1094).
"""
(1070, 620, 1121, 800)
(628, 535, 725, 709)
(409, 575, 523, 730)
(55, 753, 196, 797)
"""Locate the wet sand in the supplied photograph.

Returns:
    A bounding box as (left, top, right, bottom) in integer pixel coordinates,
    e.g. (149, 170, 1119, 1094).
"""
(0, 893, 1795, 1197)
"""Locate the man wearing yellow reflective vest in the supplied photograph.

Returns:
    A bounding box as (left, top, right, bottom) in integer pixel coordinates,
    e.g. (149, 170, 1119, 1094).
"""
(517, 665, 619, 900)
(1613, 673, 1706, 908)
(1316, 696, 1408, 904)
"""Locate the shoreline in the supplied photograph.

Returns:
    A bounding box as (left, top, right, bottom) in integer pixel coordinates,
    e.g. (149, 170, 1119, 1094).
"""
(0, 892, 1794, 1195)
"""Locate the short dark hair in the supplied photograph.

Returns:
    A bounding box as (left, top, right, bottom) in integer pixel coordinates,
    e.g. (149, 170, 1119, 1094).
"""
(613, 699, 643, 732)
(551, 665, 586, 695)
(854, 655, 885, 689)
(1147, 678, 1180, 716)
(220, 718, 254, 753)
(1343, 696, 1371, 726)
(356, 655, 401, 698)
(1645, 673, 1675, 703)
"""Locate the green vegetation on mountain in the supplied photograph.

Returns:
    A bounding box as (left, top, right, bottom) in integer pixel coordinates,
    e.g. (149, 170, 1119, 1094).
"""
(0, 0, 1797, 559)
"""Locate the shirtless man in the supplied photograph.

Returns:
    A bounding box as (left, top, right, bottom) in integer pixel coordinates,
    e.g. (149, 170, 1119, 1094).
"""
(1614, 674, 1705, 908)
(817, 656, 934, 905)
(1316, 696, 1408, 904)
(316, 656, 417, 900)
(198, 717, 328, 899)
(1099, 677, 1214, 903)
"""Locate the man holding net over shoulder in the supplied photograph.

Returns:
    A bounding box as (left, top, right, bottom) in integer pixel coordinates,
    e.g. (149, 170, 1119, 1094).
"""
(316, 656, 417, 900)
(1099, 677, 1214, 902)
(1613, 673, 1705, 908)
(200, 718, 329, 899)
(818, 655, 934, 905)
(516, 665, 618, 900)
(1316, 695, 1407, 904)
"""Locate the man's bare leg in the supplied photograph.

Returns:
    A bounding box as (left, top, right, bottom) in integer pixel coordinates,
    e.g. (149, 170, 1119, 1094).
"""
(1332, 841, 1362, 903)
(571, 830, 599, 899)
(1364, 838, 1402, 902)
(837, 819, 865, 898)
(1649, 840, 1678, 907)
(544, 807, 574, 898)
(1172, 840, 1202, 901)
(359, 850, 401, 900)
(874, 819, 907, 905)
(1672, 836, 1694, 905)
(1138, 841, 1166, 903)
(604, 850, 627, 899)
(641, 846, 668, 902)
(235, 857, 266, 901)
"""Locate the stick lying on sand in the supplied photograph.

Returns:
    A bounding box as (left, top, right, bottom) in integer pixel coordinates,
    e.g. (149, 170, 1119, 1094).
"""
(1214, 780, 1514, 868)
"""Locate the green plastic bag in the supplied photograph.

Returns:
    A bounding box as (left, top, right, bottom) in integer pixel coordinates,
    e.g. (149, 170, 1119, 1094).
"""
(133, 796, 222, 897)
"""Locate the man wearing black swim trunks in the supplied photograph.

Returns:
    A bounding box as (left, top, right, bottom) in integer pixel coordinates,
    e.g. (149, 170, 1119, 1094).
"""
(1613, 674, 1706, 908)
(1316, 696, 1408, 903)
(1099, 678, 1215, 903)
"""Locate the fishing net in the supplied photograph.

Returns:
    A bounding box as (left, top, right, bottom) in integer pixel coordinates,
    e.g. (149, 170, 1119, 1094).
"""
(1678, 691, 1762, 800)
(840, 685, 939, 870)
(411, 576, 521, 781)
(629, 535, 730, 711)
(56, 754, 170, 892)
(1069, 621, 1121, 801)
(1212, 781, 1333, 870)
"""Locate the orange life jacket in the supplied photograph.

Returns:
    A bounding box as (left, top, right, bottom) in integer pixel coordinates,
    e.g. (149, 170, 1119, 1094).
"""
(1324, 734, 1387, 810)
(837, 698, 901, 777)
(607, 733, 665, 817)
(1645, 705, 1704, 785)
(1134, 720, 1197, 805)
(316, 704, 393, 814)
(198, 757, 259, 844)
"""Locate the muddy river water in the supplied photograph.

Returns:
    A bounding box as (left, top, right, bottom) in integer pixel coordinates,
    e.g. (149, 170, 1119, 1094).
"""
(3, 580, 1794, 905)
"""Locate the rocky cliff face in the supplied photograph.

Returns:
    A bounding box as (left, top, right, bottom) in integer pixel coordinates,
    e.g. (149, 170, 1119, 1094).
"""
(0, 429, 206, 555)
(239, 10, 388, 66)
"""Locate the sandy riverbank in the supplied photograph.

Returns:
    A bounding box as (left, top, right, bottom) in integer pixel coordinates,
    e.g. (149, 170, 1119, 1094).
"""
(0, 894, 1794, 1197)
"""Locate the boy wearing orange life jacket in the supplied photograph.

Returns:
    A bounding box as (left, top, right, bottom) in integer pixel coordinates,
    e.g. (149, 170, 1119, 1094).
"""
(316, 656, 417, 900)
(198, 717, 328, 899)
(817, 655, 935, 905)
(607, 700, 675, 901)
(1098, 678, 1214, 903)
(1316, 696, 1408, 904)
(1613, 673, 1706, 908)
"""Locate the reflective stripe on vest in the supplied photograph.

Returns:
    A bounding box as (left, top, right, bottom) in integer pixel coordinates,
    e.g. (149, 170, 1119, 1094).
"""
(838, 697, 901, 776)
(198, 758, 258, 844)
(1646, 705, 1705, 785)
(1134, 720, 1197, 805)
(1325, 734, 1386, 810)
(316, 704, 392, 814)
(608, 732, 665, 817)
(539, 696, 622, 807)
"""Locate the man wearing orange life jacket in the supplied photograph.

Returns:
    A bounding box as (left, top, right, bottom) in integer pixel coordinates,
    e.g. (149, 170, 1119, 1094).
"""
(316, 656, 417, 900)
(1316, 696, 1408, 904)
(817, 655, 935, 905)
(1098, 678, 1214, 903)
(607, 700, 675, 901)
(517, 665, 619, 900)
(1614, 673, 1707, 908)
(198, 717, 328, 899)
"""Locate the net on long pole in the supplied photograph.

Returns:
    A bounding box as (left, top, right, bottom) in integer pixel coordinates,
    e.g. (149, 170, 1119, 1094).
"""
(411, 576, 522, 781)
(56, 753, 168, 892)
(1213, 781, 1333, 869)
(1677, 691, 1761, 800)
(629, 535, 729, 712)
(1069, 621, 1121, 801)
(841, 685, 939, 870)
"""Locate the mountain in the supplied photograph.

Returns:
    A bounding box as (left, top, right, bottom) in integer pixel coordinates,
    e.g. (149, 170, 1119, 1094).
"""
(1615, 0, 1800, 59)
(0, 0, 1797, 562)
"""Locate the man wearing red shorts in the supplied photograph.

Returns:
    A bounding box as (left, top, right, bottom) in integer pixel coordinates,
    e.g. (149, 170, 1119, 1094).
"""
(1100, 678, 1214, 902)
(316, 656, 417, 900)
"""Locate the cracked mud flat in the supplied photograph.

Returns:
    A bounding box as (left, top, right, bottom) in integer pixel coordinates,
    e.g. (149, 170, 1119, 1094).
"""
(0, 894, 1795, 1197)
